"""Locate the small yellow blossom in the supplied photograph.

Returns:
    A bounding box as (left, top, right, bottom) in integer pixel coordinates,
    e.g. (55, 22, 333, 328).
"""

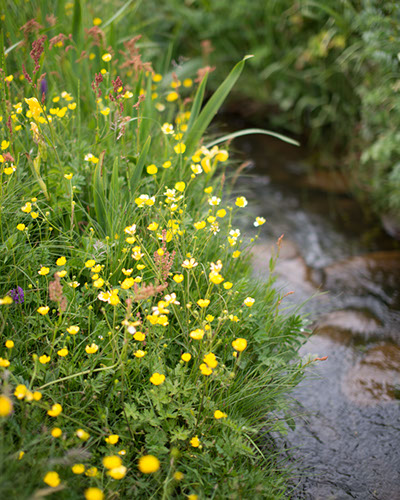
(166, 91, 179, 102)
(181, 353, 191, 362)
(38, 266, 50, 276)
(85, 467, 98, 477)
(51, 427, 62, 438)
(153, 74, 163, 82)
(66, 326, 80, 335)
(209, 272, 224, 285)
(174, 471, 184, 480)
(85, 488, 104, 500)
(174, 143, 186, 154)
(175, 181, 185, 192)
(194, 221, 206, 230)
(214, 410, 227, 419)
(0, 395, 13, 417)
(93, 17, 102, 25)
(183, 78, 193, 87)
(138, 455, 160, 473)
(243, 297, 255, 307)
(190, 328, 204, 340)
(48, 403, 62, 417)
(57, 270, 67, 278)
(85, 259, 96, 268)
(162, 160, 172, 169)
(85, 343, 99, 354)
(254, 216, 266, 227)
(199, 363, 212, 375)
(108, 465, 127, 479)
(235, 196, 248, 208)
(232, 251, 241, 258)
(232, 338, 247, 352)
(203, 352, 218, 368)
(16, 224, 26, 231)
(182, 258, 198, 269)
(161, 123, 174, 134)
(190, 436, 200, 447)
(216, 209, 227, 218)
(43, 471, 60, 488)
(134, 332, 145, 341)
(173, 274, 184, 283)
(39, 354, 50, 364)
(37, 306, 49, 315)
(150, 373, 165, 386)
(21, 202, 32, 213)
(223, 282, 233, 289)
(102, 53, 112, 62)
(197, 299, 210, 308)
(76, 429, 90, 441)
(5, 340, 14, 348)
(57, 348, 68, 357)
(93, 278, 105, 288)
(56, 256, 66, 266)
(134, 350, 146, 358)
(105, 434, 119, 444)
(103, 455, 122, 469)
(72, 464, 85, 474)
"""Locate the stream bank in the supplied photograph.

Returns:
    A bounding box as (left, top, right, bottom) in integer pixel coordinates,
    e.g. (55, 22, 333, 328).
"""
(235, 131, 400, 499)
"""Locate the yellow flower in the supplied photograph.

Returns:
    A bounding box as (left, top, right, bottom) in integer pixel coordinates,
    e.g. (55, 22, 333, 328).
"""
(147, 164, 158, 175)
(174, 471, 184, 480)
(85, 343, 99, 354)
(223, 282, 233, 289)
(93, 17, 102, 25)
(243, 297, 255, 307)
(173, 274, 184, 283)
(122, 268, 133, 275)
(174, 143, 186, 154)
(147, 222, 159, 231)
(134, 350, 146, 358)
(16, 223, 26, 231)
(1, 140, 9, 150)
(232, 338, 247, 352)
(182, 258, 198, 269)
(56, 256, 66, 266)
(57, 348, 68, 357)
(72, 464, 85, 474)
(150, 373, 165, 386)
(190, 328, 204, 340)
(181, 353, 191, 362)
(93, 278, 105, 288)
(161, 122, 174, 134)
(138, 455, 160, 473)
(33, 391, 42, 401)
(175, 181, 185, 192)
(183, 78, 193, 88)
(43, 471, 60, 488)
(4, 165, 16, 175)
(57, 270, 67, 278)
(194, 221, 206, 230)
(37, 306, 50, 315)
(134, 331, 145, 341)
(166, 91, 179, 102)
(235, 196, 248, 208)
(25, 97, 42, 121)
(233, 251, 241, 258)
(216, 209, 227, 218)
(199, 363, 212, 376)
(51, 427, 62, 438)
(66, 325, 79, 335)
(48, 403, 62, 417)
(21, 202, 32, 213)
(190, 436, 200, 447)
(102, 53, 112, 62)
(121, 277, 134, 289)
(85, 259, 96, 268)
(76, 429, 90, 440)
(85, 487, 104, 500)
(85, 467, 98, 477)
(39, 354, 50, 364)
(254, 216, 266, 227)
(162, 160, 172, 169)
(5, 340, 14, 348)
(209, 272, 224, 285)
(103, 455, 122, 469)
(153, 74, 163, 82)
(0, 394, 13, 417)
(38, 266, 50, 276)
(214, 410, 227, 419)
(197, 299, 210, 308)
(15, 384, 27, 399)
(203, 352, 218, 369)
(105, 434, 119, 444)
(108, 465, 127, 479)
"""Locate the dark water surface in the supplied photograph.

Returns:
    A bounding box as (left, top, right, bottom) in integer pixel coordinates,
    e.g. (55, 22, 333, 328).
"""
(236, 133, 400, 500)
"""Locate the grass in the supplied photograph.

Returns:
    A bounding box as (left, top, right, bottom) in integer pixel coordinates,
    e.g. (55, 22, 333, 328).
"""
(0, 3, 312, 499)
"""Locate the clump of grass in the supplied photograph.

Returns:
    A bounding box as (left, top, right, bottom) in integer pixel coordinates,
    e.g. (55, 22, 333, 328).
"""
(0, 7, 313, 499)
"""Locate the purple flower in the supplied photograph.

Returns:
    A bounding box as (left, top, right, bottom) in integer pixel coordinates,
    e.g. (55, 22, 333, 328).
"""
(9, 286, 24, 304)
(40, 78, 48, 99)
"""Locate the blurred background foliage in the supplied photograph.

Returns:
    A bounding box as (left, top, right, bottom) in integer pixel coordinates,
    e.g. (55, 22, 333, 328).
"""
(3, 0, 400, 225)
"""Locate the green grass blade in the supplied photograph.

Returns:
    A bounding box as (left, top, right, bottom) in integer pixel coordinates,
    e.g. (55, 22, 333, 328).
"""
(129, 136, 151, 194)
(72, 0, 82, 45)
(205, 128, 300, 148)
(102, 0, 138, 29)
(185, 72, 208, 137)
(184, 55, 253, 156)
(92, 151, 107, 234)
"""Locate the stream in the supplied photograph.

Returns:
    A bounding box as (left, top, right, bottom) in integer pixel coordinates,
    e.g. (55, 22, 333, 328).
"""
(235, 131, 400, 499)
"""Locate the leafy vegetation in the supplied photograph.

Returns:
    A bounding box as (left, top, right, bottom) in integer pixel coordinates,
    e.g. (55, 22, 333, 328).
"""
(0, 2, 312, 498)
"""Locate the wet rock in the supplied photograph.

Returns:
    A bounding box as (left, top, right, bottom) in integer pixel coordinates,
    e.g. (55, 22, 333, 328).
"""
(342, 343, 400, 405)
(313, 309, 383, 343)
(311, 251, 400, 309)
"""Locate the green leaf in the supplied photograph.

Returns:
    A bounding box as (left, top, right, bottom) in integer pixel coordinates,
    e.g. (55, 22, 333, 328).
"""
(129, 136, 151, 194)
(102, 0, 138, 29)
(185, 71, 208, 137)
(184, 55, 253, 156)
(92, 151, 107, 234)
(205, 128, 300, 148)
(72, 0, 82, 45)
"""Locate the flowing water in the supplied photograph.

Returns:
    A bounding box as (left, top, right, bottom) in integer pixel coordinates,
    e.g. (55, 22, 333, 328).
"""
(234, 131, 400, 499)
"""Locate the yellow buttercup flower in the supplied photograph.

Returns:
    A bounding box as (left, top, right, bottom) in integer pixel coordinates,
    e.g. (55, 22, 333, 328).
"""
(181, 353, 191, 362)
(134, 350, 146, 358)
(5, 340, 14, 348)
(103, 455, 122, 469)
(102, 53, 112, 62)
(76, 429, 90, 440)
(166, 91, 179, 102)
(190, 329, 204, 340)
(72, 464, 85, 474)
(0, 394, 13, 417)
(51, 427, 62, 438)
(57, 348, 68, 357)
(199, 363, 212, 375)
(173, 274, 184, 283)
(37, 306, 49, 315)
(147, 164, 158, 175)
(190, 436, 200, 447)
(150, 373, 165, 386)
(203, 352, 218, 368)
(197, 299, 210, 308)
(232, 338, 247, 352)
(85, 488, 104, 500)
(243, 297, 255, 307)
(25, 97, 43, 121)
(38, 266, 50, 276)
(85, 343, 99, 354)
(56, 256, 66, 266)
(235, 196, 248, 208)
(47, 403, 62, 417)
(108, 465, 127, 479)
(66, 325, 79, 335)
(138, 455, 160, 473)
(214, 410, 227, 419)
(105, 434, 119, 444)
(43, 471, 60, 487)
(39, 354, 50, 364)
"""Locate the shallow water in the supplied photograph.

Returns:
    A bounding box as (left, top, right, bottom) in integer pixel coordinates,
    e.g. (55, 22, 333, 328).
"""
(237, 133, 400, 499)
